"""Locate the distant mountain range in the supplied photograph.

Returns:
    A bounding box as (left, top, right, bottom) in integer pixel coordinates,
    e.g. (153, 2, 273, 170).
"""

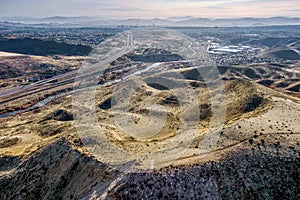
(1, 16, 300, 27)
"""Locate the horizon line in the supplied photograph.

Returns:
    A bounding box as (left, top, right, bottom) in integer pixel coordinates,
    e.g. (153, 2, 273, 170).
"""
(1, 15, 300, 20)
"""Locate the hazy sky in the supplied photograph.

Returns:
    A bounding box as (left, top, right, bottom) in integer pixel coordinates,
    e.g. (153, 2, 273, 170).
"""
(0, 0, 299, 18)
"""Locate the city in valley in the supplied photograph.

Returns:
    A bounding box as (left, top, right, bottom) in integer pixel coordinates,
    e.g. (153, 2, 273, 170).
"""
(0, 14, 299, 199)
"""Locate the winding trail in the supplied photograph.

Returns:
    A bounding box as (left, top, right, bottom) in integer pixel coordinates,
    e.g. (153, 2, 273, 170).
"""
(176, 132, 300, 162)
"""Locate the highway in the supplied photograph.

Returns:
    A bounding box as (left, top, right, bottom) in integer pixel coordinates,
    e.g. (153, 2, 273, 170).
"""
(0, 32, 134, 108)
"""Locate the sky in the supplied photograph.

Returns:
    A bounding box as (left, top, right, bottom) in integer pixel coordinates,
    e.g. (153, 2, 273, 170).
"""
(0, 0, 299, 18)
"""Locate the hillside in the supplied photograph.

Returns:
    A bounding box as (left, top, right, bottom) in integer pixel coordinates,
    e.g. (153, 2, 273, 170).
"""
(0, 65, 299, 198)
(0, 37, 92, 56)
(0, 27, 299, 199)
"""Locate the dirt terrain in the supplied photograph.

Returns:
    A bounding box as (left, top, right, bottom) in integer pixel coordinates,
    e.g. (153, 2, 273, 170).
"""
(0, 51, 84, 88)
(0, 61, 299, 198)
(0, 34, 299, 198)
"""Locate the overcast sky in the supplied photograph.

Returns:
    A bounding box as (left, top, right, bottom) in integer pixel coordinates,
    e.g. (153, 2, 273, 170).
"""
(0, 0, 299, 18)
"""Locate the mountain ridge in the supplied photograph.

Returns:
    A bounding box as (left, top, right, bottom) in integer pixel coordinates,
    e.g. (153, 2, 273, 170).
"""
(1, 16, 299, 27)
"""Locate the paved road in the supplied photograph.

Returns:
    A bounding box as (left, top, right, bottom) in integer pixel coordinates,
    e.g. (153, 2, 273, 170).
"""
(0, 32, 134, 104)
(0, 32, 135, 117)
